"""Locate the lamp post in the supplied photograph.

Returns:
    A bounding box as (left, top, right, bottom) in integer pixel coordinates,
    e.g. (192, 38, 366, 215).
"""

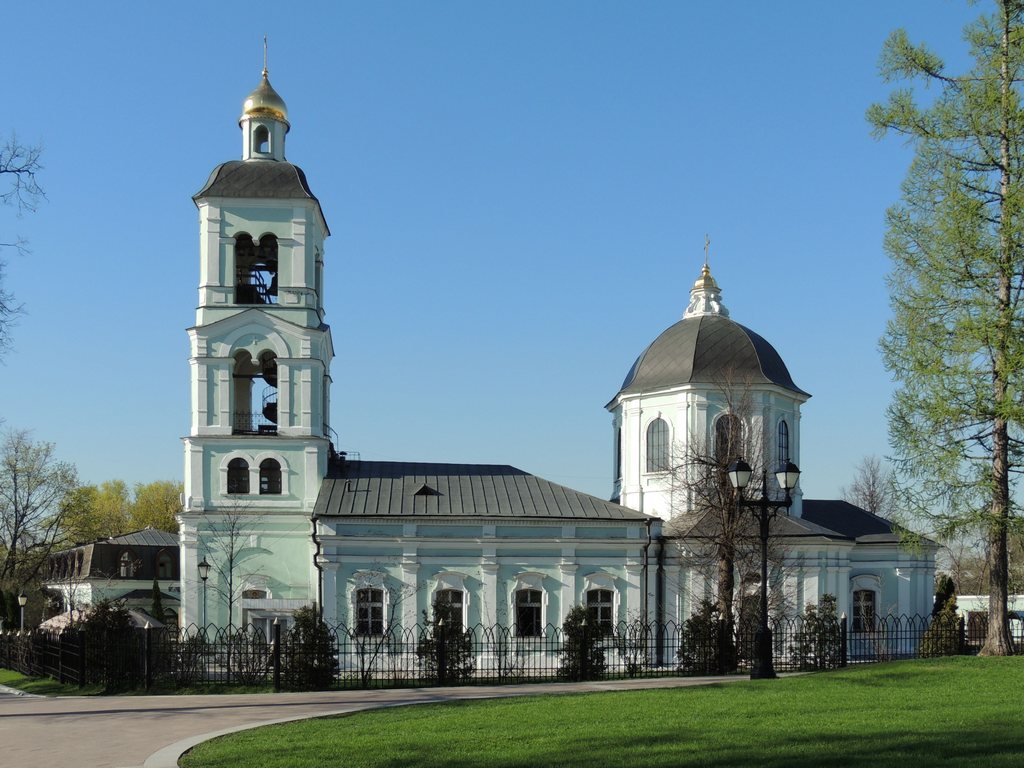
(198, 558, 210, 628)
(726, 458, 801, 680)
(17, 590, 28, 632)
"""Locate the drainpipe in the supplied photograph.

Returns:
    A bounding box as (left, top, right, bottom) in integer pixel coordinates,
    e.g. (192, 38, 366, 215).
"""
(656, 533, 666, 664)
(641, 518, 653, 624)
(311, 512, 324, 619)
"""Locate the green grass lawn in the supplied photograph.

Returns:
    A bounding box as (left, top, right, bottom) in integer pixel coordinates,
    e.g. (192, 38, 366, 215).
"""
(0, 668, 103, 696)
(181, 657, 1024, 768)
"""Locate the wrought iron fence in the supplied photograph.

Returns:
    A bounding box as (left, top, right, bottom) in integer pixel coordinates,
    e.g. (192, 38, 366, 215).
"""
(0, 612, 1014, 693)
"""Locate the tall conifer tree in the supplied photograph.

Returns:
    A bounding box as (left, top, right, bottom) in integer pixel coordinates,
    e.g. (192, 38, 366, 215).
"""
(868, 0, 1024, 655)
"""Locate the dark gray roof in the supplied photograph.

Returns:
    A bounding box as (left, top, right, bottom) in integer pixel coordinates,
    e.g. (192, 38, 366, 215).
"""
(801, 500, 905, 543)
(612, 314, 808, 403)
(105, 528, 179, 547)
(671, 499, 906, 543)
(194, 160, 329, 233)
(314, 460, 652, 521)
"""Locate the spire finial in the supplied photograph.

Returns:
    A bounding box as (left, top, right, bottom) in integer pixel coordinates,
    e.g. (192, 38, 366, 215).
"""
(263, 35, 269, 77)
(704, 234, 710, 269)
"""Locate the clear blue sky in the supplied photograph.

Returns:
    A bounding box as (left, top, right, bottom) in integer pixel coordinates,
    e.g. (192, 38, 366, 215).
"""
(1, 1, 980, 502)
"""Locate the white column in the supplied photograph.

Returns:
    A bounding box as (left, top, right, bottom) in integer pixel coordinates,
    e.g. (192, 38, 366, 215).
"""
(480, 562, 498, 626)
(625, 563, 643, 618)
(558, 562, 577, 623)
(320, 560, 340, 624)
(400, 560, 419, 630)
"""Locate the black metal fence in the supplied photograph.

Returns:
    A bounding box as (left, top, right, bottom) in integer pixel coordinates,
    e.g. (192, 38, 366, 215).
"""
(0, 613, 1016, 693)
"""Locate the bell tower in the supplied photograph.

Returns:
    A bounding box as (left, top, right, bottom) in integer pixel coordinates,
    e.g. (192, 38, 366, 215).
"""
(179, 63, 334, 628)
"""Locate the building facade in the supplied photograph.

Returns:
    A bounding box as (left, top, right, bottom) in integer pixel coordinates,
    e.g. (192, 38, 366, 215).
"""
(179, 68, 935, 635)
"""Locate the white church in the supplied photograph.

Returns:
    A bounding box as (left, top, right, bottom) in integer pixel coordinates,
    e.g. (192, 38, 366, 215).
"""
(177, 66, 936, 636)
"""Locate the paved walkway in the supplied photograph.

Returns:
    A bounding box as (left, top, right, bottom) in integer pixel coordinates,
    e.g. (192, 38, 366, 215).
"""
(0, 676, 742, 768)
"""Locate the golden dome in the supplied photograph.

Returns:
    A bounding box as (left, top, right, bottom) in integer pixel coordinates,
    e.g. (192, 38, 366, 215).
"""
(691, 263, 719, 292)
(241, 70, 289, 125)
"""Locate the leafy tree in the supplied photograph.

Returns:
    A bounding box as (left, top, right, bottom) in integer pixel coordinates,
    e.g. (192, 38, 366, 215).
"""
(868, 0, 1024, 655)
(677, 598, 726, 675)
(129, 481, 181, 533)
(840, 456, 895, 518)
(61, 480, 131, 544)
(0, 133, 44, 354)
(417, 597, 474, 684)
(557, 605, 606, 682)
(283, 606, 337, 690)
(933, 573, 957, 616)
(0, 429, 77, 583)
(920, 595, 964, 657)
(150, 577, 166, 625)
(790, 594, 842, 671)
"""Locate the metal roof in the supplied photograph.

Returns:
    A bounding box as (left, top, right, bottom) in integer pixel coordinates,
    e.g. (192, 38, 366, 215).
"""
(104, 528, 179, 547)
(193, 160, 329, 233)
(801, 500, 907, 543)
(612, 314, 808, 403)
(314, 460, 652, 521)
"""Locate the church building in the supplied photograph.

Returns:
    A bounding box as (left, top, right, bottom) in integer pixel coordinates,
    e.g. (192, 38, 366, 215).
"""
(178, 67, 936, 636)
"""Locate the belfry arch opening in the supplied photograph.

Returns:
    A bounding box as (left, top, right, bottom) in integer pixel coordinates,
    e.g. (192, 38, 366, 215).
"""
(234, 234, 279, 305)
(232, 350, 279, 435)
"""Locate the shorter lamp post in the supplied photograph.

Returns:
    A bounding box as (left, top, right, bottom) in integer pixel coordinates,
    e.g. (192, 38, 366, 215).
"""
(726, 459, 801, 680)
(198, 558, 210, 628)
(17, 590, 28, 632)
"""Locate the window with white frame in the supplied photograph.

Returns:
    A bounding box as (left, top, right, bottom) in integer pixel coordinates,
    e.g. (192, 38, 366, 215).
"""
(777, 420, 790, 466)
(586, 588, 614, 634)
(852, 589, 877, 632)
(646, 418, 669, 472)
(515, 589, 543, 637)
(356, 587, 385, 635)
(227, 458, 249, 494)
(118, 550, 137, 578)
(434, 588, 464, 630)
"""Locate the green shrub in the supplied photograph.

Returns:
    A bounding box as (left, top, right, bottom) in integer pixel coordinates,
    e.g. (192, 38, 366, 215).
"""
(558, 605, 606, 681)
(282, 606, 337, 690)
(417, 598, 475, 684)
(919, 596, 962, 657)
(790, 593, 842, 671)
(678, 599, 725, 675)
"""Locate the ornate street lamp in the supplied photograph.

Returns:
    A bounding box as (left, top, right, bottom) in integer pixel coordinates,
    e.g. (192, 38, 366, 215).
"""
(727, 459, 801, 680)
(17, 590, 28, 632)
(198, 558, 210, 628)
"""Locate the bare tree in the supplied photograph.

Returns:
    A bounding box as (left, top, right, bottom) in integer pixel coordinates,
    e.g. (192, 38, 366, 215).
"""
(200, 505, 266, 628)
(0, 134, 44, 353)
(665, 376, 787, 660)
(0, 429, 77, 586)
(840, 456, 895, 518)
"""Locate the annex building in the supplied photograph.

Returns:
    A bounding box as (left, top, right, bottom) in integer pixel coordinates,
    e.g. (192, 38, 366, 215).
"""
(177, 67, 936, 636)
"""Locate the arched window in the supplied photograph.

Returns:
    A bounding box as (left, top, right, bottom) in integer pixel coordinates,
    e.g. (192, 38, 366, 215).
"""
(852, 589, 877, 633)
(234, 234, 278, 305)
(714, 414, 742, 464)
(515, 589, 543, 637)
(259, 459, 282, 495)
(156, 550, 174, 580)
(434, 588, 464, 630)
(355, 587, 385, 635)
(118, 551, 137, 578)
(586, 588, 614, 634)
(253, 124, 270, 154)
(227, 458, 249, 494)
(646, 418, 669, 472)
(777, 420, 790, 466)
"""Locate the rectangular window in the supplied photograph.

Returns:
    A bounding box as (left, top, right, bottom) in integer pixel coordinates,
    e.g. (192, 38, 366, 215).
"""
(356, 588, 385, 635)
(515, 589, 543, 637)
(586, 588, 614, 634)
(852, 589, 876, 632)
(435, 588, 464, 630)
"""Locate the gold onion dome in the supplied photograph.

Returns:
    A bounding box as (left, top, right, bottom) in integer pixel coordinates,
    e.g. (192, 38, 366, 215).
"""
(691, 263, 719, 292)
(241, 69, 289, 126)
